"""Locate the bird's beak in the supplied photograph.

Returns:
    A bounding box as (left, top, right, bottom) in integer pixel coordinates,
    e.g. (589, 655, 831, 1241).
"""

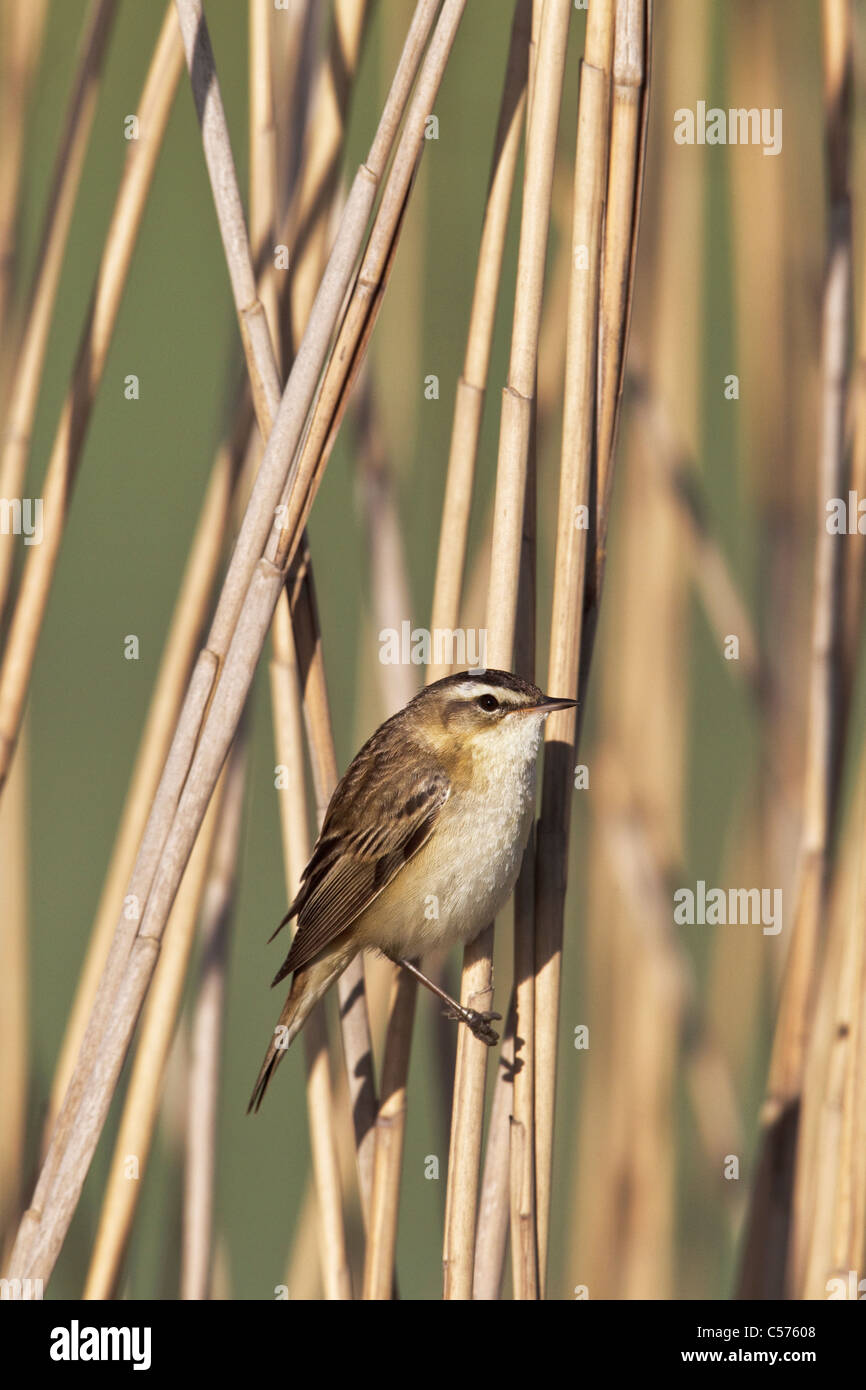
(517, 694, 577, 715)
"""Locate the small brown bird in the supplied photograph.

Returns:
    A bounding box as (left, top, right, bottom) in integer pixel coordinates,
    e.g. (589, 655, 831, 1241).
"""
(248, 668, 575, 1111)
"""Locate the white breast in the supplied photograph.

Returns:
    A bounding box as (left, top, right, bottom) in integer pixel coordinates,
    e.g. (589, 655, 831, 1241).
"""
(361, 715, 545, 959)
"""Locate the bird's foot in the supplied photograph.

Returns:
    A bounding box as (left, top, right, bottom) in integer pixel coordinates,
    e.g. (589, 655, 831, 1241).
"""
(443, 1004, 502, 1046)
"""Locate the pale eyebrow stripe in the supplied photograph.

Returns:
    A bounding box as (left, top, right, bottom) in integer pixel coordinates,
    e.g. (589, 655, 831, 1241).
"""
(453, 685, 524, 708)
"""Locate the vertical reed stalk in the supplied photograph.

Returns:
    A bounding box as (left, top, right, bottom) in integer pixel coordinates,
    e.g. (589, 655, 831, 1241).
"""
(472, 1001, 516, 1299)
(532, 0, 617, 1292)
(798, 764, 865, 1298)
(506, 0, 542, 1302)
(428, 0, 530, 685)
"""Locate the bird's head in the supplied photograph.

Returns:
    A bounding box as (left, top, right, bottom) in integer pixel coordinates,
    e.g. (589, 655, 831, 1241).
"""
(409, 669, 576, 770)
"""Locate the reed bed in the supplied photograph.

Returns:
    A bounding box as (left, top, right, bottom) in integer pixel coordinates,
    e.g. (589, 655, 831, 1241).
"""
(2, 0, 865, 1306)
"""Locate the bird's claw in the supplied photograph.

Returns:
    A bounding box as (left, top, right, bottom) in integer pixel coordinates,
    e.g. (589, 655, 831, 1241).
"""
(468, 1009, 501, 1046)
(443, 1005, 502, 1046)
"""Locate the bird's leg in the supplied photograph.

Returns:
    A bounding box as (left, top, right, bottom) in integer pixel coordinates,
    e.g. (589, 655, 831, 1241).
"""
(390, 955, 501, 1046)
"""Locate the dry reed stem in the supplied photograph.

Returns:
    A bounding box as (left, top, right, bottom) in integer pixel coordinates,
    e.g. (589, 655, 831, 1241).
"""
(798, 769, 865, 1297)
(472, 998, 516, 1299)
(535, 167, 574, 426)
(250, 0, 281, 371)
(284, 0, 373, 353)
(285, 2, 327, 217)
(510, 844, 537, 1298)
(0, 4, 184, 794)
(573, 836, 621, 1295)
(843, 277, 866, 707)
(526, 0, 543, 111)
(181, 742, 248, 1300)
(0, 0, 118, 622)
(428, 0, 531, 684)
(509, 268, 540, 1304)
(792, 848, 847, 1300)
(284, 1172, 324, 1300)
(532, 0, 617, 1292)
(269, 0, 311, 224)
(443, 0, 571, 1301)
(0, 0, 48, 353)
(848, 887, 866, 1281)
(0, 721, 28, 1254)
(739, 0, 851, 1299)
(823, 878, 866, 1285)
(175, 0, 280, 428)
(469, 8, 544, 1301)
(362, 968, 417, 1299)
(595, 0, 647, 570)
(578, 0, 651, 705)
(507, 0, 541, 1300)
(270, 598, 351, 1299)
(83, 757, 231, 1298)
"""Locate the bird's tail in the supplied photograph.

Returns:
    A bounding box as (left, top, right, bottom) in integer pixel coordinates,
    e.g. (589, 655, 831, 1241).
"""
(247, 950, 355, 1113)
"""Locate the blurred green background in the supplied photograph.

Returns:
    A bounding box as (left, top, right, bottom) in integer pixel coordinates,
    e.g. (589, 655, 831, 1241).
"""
(6, 0, 833, 1298)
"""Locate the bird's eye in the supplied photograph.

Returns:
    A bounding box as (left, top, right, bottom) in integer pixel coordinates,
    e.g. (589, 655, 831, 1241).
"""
(477, 693, 499, 712)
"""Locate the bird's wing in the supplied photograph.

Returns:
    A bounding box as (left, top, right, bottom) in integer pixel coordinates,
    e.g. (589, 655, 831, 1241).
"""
(271, 758, 450, 984)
